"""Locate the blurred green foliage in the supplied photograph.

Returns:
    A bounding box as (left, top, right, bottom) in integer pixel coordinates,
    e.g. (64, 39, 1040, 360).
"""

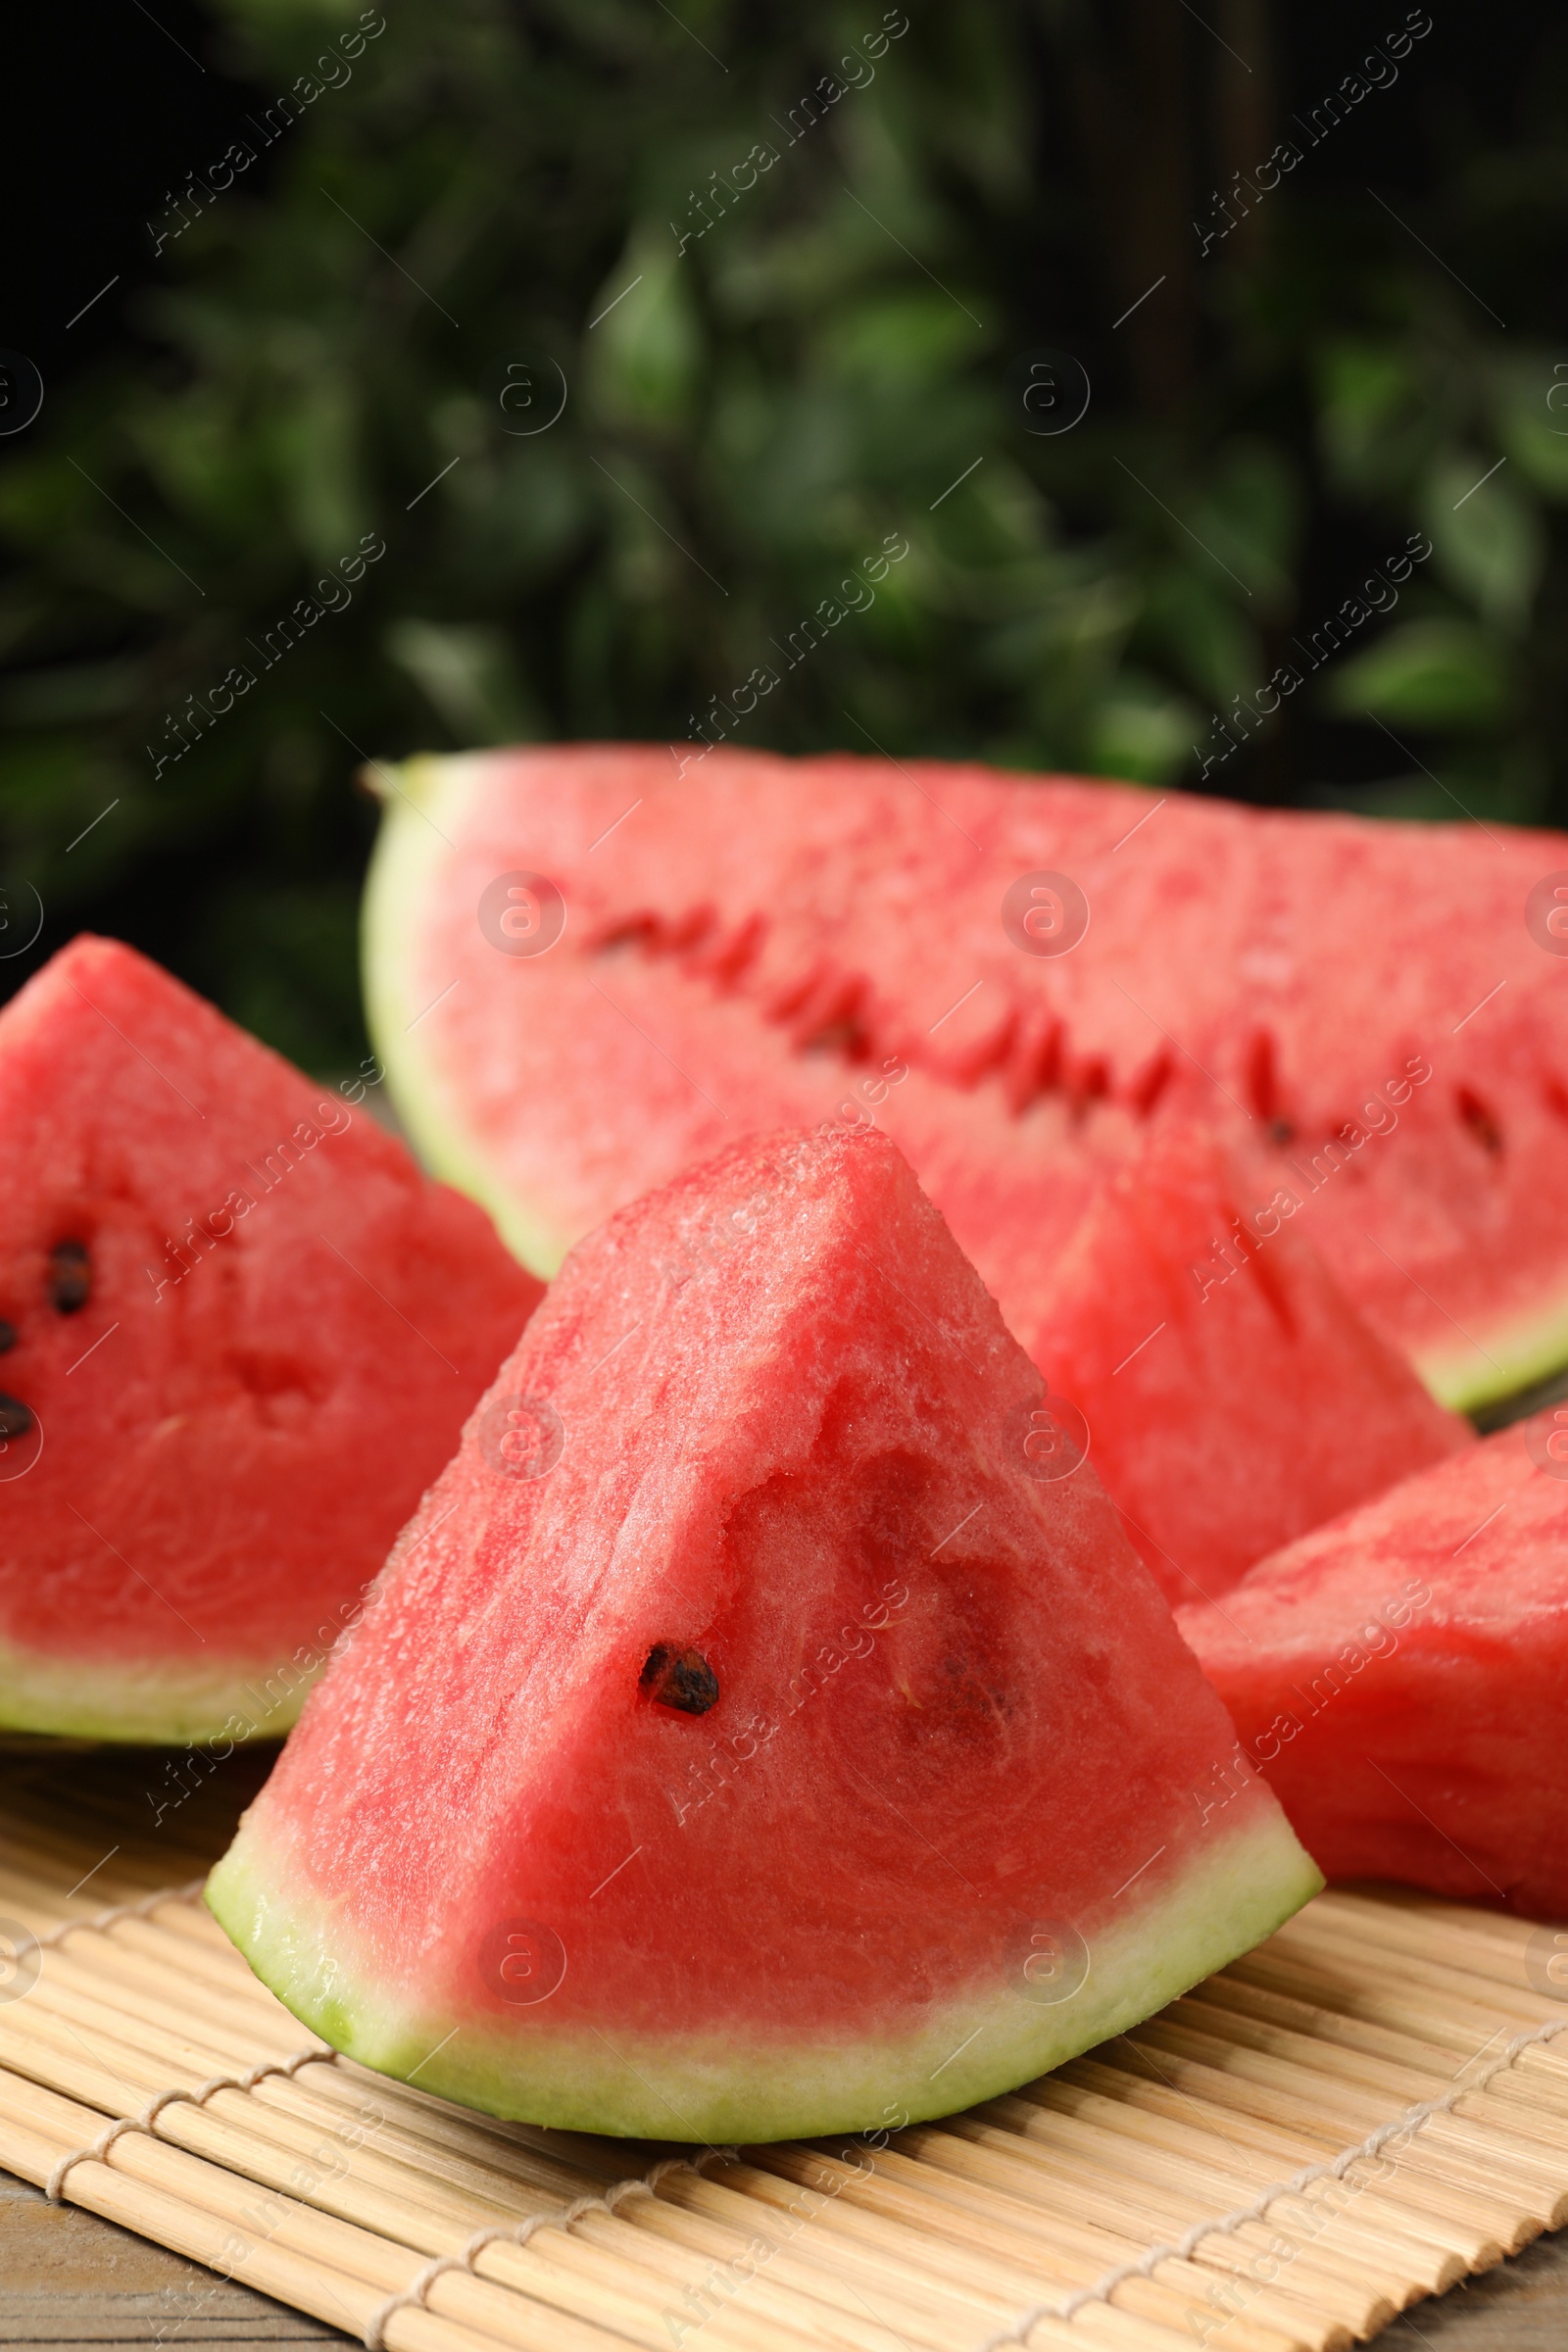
(2, 0, 1565, 1067)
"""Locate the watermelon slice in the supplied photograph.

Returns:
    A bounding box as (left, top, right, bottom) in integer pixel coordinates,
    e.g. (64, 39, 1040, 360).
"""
(1031, 1127, 1471, 1605)
(362, 744, 1568, 1413)
(0, 936, 541, 1743)
(1180, 1410, 1568, 1916)
(210, 1123, 1321, 2141)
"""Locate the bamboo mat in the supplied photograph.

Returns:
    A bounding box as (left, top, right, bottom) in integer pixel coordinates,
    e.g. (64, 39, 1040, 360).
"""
(1, 1750, 1567, 2352)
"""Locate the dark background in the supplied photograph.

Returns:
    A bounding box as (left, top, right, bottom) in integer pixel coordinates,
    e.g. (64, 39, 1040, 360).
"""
(3, 0, 1563, 1071)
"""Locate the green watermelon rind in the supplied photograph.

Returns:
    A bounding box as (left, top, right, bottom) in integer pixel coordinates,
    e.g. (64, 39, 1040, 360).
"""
(1420, 1297, 1568, 1417)
(206, 1805, 1322, 2142)
(362, 758, 570, 1278)
(361, 757, 1567, 1415)
(0, 1637, 315, 1745)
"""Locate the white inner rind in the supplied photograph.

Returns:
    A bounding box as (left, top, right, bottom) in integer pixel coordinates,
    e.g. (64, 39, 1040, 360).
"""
(0, 1638, 318, 1745)
(362, 757, 569, 1277)
(207, 1802, 1322, 2142)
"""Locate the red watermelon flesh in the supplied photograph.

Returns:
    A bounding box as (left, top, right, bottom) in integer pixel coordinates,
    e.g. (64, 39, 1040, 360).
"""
(209, 1124, 1320, 2142)
(1179, 1411, 1568, 1916)
(0, 936, 541, 1742)
(1031, 1127, 1471, 1606)
(364, 744, 1568, 1413)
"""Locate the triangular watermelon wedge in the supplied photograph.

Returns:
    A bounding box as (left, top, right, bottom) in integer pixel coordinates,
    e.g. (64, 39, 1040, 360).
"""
(210, 1124, 1320, 2141)
(1181, 1409, 1568, 1918)
(0, 936, 541, 1742)
(1032, 1128, 1471, 1605)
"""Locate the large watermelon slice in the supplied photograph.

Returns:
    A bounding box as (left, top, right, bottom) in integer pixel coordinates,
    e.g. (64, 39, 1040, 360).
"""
(209, 1124, 1320, 2142)
(362, 745, 1568, 1413)
(1031, 1127, 1470, 1605)
(1180, 1411, 1568, 1917)
(0, 936, 541, 1743)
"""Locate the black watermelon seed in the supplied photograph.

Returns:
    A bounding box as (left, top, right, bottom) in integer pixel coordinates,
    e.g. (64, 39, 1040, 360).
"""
(48, 1241, 91, 1313)
(0, 1322, 15, 1353)
(0, 1394, 33, 1438)
(639, 1643, 719, 1716)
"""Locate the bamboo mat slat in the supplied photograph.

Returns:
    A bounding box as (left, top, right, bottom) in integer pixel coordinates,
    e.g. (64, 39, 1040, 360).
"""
(1, 1751, 1565, 2352)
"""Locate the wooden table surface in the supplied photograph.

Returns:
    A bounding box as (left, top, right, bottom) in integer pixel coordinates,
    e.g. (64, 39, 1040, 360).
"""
(1, 2172, 336, 2343)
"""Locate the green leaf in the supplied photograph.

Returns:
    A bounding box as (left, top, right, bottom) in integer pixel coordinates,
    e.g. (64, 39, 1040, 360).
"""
(1497, 362, 1568, 501)
(585, 232, 703, 432)
(1320, 619, 1511, 732)
(386, 620, 546, 744)
(1316, 340, 1419, 495)
(819, 292, 977, 390)
(1422, 455, 1544, 633)
(1137, 566, 1254, 708)
(1085, 677, 1200, 786)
